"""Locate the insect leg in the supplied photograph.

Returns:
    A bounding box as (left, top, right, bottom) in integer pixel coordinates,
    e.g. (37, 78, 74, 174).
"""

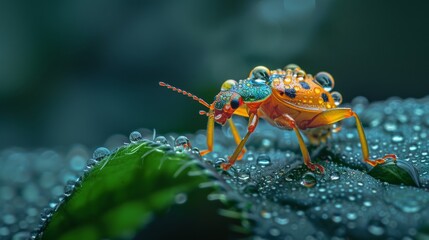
(274, 114, 325, 174)
(200, 112, 214, 156)
(304, 108, 397, 167)
(221, 113, 259, 170)
(227, 118, 247, 160)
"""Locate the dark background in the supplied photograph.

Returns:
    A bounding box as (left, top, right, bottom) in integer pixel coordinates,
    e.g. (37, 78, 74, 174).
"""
(1, 0, 428, 150)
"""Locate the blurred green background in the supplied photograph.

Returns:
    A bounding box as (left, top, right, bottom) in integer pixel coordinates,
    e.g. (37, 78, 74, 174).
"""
(1, 0, 428, 149)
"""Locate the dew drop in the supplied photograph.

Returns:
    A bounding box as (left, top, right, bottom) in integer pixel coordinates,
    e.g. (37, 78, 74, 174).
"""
(174, 136, 191, 151)
(174, 193, 187, 204)
(331, 91, 343, 106)
(383, 122, 398, 132)
(70, 155, 86, 171)
(314, 72, 334, 92)
(274, 216, 289, 225)
(129, 131, 142, 142)
(269, 227, 281, 237)
(300, 172, 317, 188)
(154, 136, 168, 144)
(330, 171, 340, 181)
(332, 214, 342, 223)
(238, 172, 250, 181)
(367, 219, 385, 236)
(392, 134, 404, 143)
(346, 212, 358, 221)
(256, 154, 271, 167)
(260, 210, 272, 219)
(92, 147, 110, 161)
(2, 214, 16, 225)
(63, 180, 75, 197)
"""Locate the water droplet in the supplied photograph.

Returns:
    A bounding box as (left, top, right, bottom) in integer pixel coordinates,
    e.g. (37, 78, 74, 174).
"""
(409, 145, 417, 151)
(13, 231, 30, 240)
(260, 210, 272, 219)
(174, 136, 191, 151)
(257, 154, 271, 167)
(269, 227, 281, 237)
(300, 172, 317, 188)
(368, 219, 385, 236)
(2, 214, 16, 225)
(285, 173, 294, 182)
(314, 72, 334, 92)
(330, 172, 340, 181)
(92, 147, 110, 161)
(383, 122, 398, 132)
(174, 193, 187, 204)
(69, 155, 86, 171)
(346, 212, 358, 221)
(129, 131, 142, 142)
(332, 214, 342, 223)
(284, 63, 300, 71)
(63, 180, 75, 197)
(331, 91, 343, 106)
(392, 134, 404, 143)
(154, 136, 168, 144)
(274, 216, 289, 225)
(238, 172, 250, 181)
(40, 208, 53, 221)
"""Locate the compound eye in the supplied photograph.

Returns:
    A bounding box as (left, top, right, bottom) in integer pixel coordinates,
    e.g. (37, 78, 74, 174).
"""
(249, 66, 270, 81)
(230, 98, 240, 109)
(221, 79, 238, 91)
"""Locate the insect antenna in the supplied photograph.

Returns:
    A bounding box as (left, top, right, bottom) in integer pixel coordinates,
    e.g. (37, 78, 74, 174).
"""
(159, 82, 211, 109)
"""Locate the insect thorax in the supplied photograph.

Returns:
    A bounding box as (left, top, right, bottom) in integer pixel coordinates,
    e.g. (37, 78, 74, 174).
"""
(231, 79, 272, 103)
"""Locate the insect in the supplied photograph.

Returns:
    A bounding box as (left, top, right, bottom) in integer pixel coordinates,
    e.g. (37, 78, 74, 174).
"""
(159, 64, 397, 173)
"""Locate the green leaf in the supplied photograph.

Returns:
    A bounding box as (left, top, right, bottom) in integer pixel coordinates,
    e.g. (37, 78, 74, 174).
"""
(368, 160, 420, 187)
(40, 141, 207, 240)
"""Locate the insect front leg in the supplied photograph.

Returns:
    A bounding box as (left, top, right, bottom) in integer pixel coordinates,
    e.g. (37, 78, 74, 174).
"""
(200, 112, 214, 156)
(221, 113, 259, 170)
(227, 118, 247, 160)
(274, 114, 325, 174)
(304, 108, 397, 167)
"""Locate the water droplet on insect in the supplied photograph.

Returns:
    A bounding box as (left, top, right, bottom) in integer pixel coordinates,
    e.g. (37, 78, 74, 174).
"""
(92, 147, 110, 161)
(174, 136, 191, 151)
(257, 154, 271, 167)
(331, 91, 342, 106)
(392, 134, 404, 143)
(129, 131, 142, 142)
(154, 136, 168, 145)
(296, 69, 306, 80)
(284, 63, 300, 71)
(314, 72, 334, 92)
(300, 172, 317, 188)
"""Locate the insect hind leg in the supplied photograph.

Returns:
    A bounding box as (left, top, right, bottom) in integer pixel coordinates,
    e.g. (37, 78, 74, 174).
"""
(304, 108, 397, 167)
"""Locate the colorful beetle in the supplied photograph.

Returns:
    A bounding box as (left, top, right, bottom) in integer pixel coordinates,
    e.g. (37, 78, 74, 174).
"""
(159, 64, 397, 173)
